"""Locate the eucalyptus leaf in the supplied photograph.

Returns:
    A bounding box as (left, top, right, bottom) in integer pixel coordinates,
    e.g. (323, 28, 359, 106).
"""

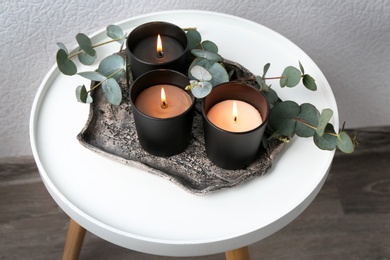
(56, 42, 68, 53)
(201, 40, 218, 53)
(186, 29, 201, 50)
(208, 62, 229, 86)
(228, 69, 234, 79)
(191, 81, 212, 98)
(336, 131, 355, 153)
(190, 65, 212, 81)
(78, 50, 97, 65)
(78, 71, 107, 82)
(86, 94, 93, 103)
(191, 49, 223, 62)
(303, 74, 317, 91)
(316, 109, 333, 136)
(295, 103, 320, 137)
(188, 57, 211, 73)
(56, 49, 77, 75)
(256, 75, 269, 91)
(107, 24, 124, 44)
(76, 85, 88, 103)
(97, 54, 125, 80)
(280, 66, 301, 88)
(263, 88, 279, 107)
(119, 35, 126, 52)
(313, 124, 337, 150)
(262, 63, 270, 78)
(299, 61, 305, 74)
(269, 101, 300, 136)
(102, 78, 122, 105)
(76, 33, 96, 57)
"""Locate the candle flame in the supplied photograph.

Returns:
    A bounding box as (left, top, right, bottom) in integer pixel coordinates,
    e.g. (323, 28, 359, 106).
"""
(161, 87, 168, 109)
(233, 101, 238, 122)
(157, 34, 164, 57)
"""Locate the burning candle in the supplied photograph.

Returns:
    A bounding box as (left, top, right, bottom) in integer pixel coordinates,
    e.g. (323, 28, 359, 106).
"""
(157, 34, 164, 58)
(207, 100, 263, 132)
(126, 22, 188, 79)
(130, 70, 195, 157)
(202, 82, 270, 169)
(135, 84, 193, 119)
(131, 34, 184, 64)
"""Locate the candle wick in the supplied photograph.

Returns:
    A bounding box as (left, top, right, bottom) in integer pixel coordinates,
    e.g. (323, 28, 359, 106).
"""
(161, 101, 168, 109)
(157, 51, 164, 58)
(234, 116, 237, 122)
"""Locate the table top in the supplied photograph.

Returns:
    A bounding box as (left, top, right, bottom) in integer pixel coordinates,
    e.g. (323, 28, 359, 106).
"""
(29, 10, 337, 257)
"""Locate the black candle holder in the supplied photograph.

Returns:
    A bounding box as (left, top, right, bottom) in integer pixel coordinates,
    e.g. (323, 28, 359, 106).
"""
(126, 21, 188, 79)
(130, 69, 195, 157)
(202, 82, 270, 170)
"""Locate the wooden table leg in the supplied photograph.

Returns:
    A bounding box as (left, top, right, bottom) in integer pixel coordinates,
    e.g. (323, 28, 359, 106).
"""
(62, 218, 86, 260)
(225, 246, 250, 260)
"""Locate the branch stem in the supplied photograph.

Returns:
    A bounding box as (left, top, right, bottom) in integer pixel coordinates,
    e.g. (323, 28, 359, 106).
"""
(264, 76, 287, 80)
(88, 68, 124, 92)
(183, 27, 198, 31)
(294, 117, 339, 137)
(68, 37, 126, 60)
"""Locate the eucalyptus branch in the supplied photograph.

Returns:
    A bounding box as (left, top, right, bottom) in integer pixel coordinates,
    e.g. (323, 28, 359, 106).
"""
(184, 28, 355, 152)
(264, 76, 287, 80)
(294, 118, 339, 137)
(183, 27, 198, 31)
(56, 24, 126, 76)
(55, 24, 356, 153)
(56, 24, 126, 105)
(89, 68, 125, 92)
(68, 37, 126, 60)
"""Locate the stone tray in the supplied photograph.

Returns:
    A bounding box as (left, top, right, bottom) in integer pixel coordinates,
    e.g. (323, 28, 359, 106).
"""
(77, 60, 286, 195)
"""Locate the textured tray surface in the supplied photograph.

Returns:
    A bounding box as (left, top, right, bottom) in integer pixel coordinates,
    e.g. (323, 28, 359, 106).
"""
(77, 60, 285, 195)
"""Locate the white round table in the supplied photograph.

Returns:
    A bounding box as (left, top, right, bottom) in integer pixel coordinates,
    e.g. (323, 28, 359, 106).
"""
(30, 10, 337, 259)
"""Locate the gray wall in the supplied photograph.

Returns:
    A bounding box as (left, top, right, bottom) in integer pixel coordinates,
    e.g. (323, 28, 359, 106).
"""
(1, 0, 389, 158)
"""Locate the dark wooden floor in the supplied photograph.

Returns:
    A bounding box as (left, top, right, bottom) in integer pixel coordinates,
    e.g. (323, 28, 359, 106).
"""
(1, 126, 390, 260)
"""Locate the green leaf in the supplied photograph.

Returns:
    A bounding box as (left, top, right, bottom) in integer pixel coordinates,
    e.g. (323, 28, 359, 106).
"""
(295, 103, 320, 137)
(119, 34, 126, 52)
(102, 78, 122, 105)
(269, 101, 300, 136)
(57, 42, 68, 53)
(313, 124, 337, 150)
(201, 40, 218, 53)
(299, 61, 305, 74)
(208, 62, 229, 86)
(186, 29, 202, 50)
(107, 24, 124, 44)
(56, 49, 77, 75)
(263, 88, 279, 107)
(191, 81, 212, 98)
(78, 50, 97, 65)
(256, 76, 269, 91)
(336, 131, 355, 153)
(75, 85, 92, 103)
(191, 57, 213, 69)
(316, 109, 333, 136)
(303, 74, 317, 91)
(228, 69, 234, 79)
(190, 65, 212, 81)
(76, 33, 96, 57)
(262, 63, 270, 78)
(191, 49, 223, 62)
(188, 57, 210, 79)
(189, 58, 228, 87)
(280, 66, 301, 88)
(97, 54, 125, 81)
(78, 71, 107, 82)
